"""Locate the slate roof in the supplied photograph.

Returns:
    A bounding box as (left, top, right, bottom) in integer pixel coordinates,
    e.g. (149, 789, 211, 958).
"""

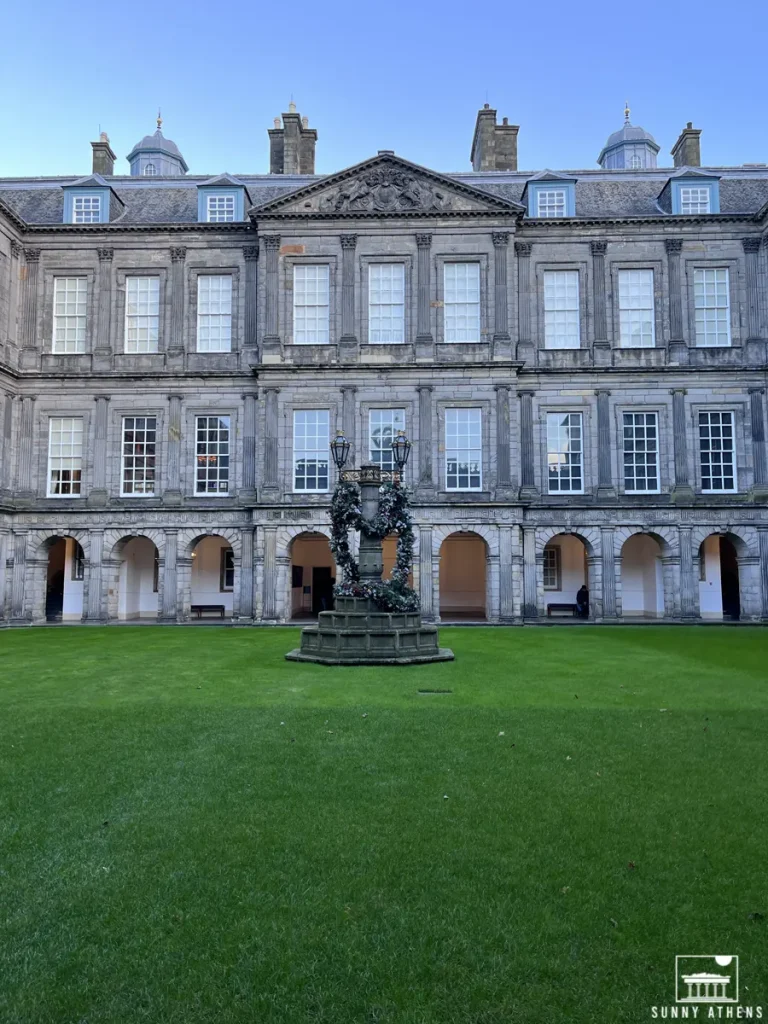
(1, 165, 767, 226)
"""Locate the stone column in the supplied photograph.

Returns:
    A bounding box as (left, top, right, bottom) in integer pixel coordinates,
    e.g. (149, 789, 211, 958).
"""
(0, 529, 7, 621)
(7, 241, 21, 349)
(417, 385, 434, 492)
(85, 529, 105, 622)
(415, 233, 433, 358)
(514, 241, 533, 363)
(0, 395, 12, 497)
(419, 526, 434, 622)
(495, 384, 513, 496)
(243, 245, 259, 356)
(596, 389, 615, 499)
(93, 248, 113, 362)
(357, 468, 384, 582)
(16, 395, 36, 497)
(601, 527, 617, 619)
(262, 527, 278, 619)
(262, 388, 280, 495)
(671, 388, 694, 501)
(262, 236, 281, 356)
(758, 527, 768, 621)
(341, 386, 357, 465)
(168, 247, 186, 357)
(20, 248, 40, 369)
(749, 388, 768, 500)
(88, 395, 110, 505)
(161, 529, 178, 621)
(239, 527, 255, 621)
(743, 237, 762, 341)
(339, 234, 358, 361)
(165, 394, 182, 505)
(11, 531, 27, 621)
(492, 232, 511, 359)
(240, 392, 258, 500)
(591, 240, 609, 361)
(498, 525, 516, 622)
(679, 526, 697, 620)
(661, 556, 682, 619)
(519, 390, 537, 499)
(666, 239, 686, 363)
(522, 526, 537, 618)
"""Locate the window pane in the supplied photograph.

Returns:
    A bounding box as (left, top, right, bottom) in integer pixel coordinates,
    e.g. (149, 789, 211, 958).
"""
(125, 276, 160, 353)
(196, 415, 230, 494)
(369, 264, 405, 343)
(699, 411, 736, 492)
(543, 546, 561, 589)
(53, 278, 87, 354)
(546, 412, 583, 493)
(207, 194, 236, 222)
(543, 270, 580, 349)
(623, 412, 659, 492)
(121, 416, 157, 495)
(294, 265, 330, 345)
(293, 409, 330, 491)
(680, 187, 711, 215)
(445, 407, 482, 490)
(444, 263, 480, 343)
(72, 195, 101, 223)
(536, 189, 566, 218)
(618, 269, 654, 348)
(369, 408, 405, 471)
(197, 275, 232, 352)
(48, 417, 84, 496)
(693, 268, 730, 347)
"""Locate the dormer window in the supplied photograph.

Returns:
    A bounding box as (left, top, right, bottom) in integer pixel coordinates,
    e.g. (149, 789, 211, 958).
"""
(143, 163, 157, 176)
(670, 176, 719, 215)
(72, 195, 101, 223)
(63, 180, 112, 224)
(197, 181, 246, 223)
(206, 194, 236, 223)
(680, 187, 710, 214)
(526, 179, 576, 218)
(536, 189, 566, 218)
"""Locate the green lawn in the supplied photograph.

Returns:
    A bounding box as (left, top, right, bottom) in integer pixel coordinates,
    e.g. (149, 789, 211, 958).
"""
(1, 626, 767, 1023)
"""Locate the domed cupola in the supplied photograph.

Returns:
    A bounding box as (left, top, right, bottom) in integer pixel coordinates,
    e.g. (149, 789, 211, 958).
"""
(597, 105, 660, 169)
(127, 112, 189, 176)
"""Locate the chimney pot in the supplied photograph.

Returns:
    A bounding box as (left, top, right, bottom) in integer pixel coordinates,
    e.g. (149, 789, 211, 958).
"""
(671, 122, 702, 168)
(302, 116, 308, 129)
(471, 106, 519, 171)
(269, 106, 317, 174)
(91, 133, 116, 175)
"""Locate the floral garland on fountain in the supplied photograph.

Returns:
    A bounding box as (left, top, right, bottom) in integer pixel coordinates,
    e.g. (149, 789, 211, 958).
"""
(329, 480, 420, 612)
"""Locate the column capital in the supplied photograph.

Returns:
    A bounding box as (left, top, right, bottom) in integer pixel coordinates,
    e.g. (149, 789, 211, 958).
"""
(514, 241, 532, 257)
(340, 384, 358, 393)
(590, 240, 608, 256)
(665, 238, 683, 255)
(167, 392, 183, 402)
(742, 237, 762, 254)
(415, 233, 432, 248)
(492, 231, 510, 247)
(10, 240, 22, 259)
(749, 387, 766, 395)
(416, 384, 433, 393)
(262, 235, 281, 251)
(264, 385, 280, 394)
(97, 248, 114, 262)
(163, 528, 179, 537)
(340, 234, 357, 249)
(494, 383, 513, 392)
(241, 390, 259, 402)
(243, 245, 260, 261)
(93, 393, 111, 402)
(670, 387, 687, 396)
(23, 248, 41, 263)
(170, 246, 187, 262)
(595, 388, 611, 397)
(518, 389, 536, 398)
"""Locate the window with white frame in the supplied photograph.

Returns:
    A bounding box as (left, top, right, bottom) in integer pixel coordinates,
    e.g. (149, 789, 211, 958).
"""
(547, 412, 584, 493)
(693, 268, 730, 347)
(220, 548, 235, 591)
(144, 163, 157, 176)
(293, 410, 330, 492)
(53, 277, 87, 354)
(197, 275, 232, 352)
(121, 416, 157, 496)
(536, 189, 567, 218)
(48, 417, 84, 496)
(369, 263, 405, 343)
(623, 412, 659, 493)
(444, 263, 480, 343)
(206, 194, 236, 223)
(195, 416, 230, 495)
(71, 541, 85, 581)
(543, 545, 561, 589)
(543, 270, 580, 349)
(680, 187, 711, 214)
(294, 265, 330, 345)
(369, 408, 405, 471)
(445, 408, 482, 490)
(72, 195, 101, 223)
(618, 269, 655, 347)
(125, 276, 160, 353)
(699, 411, 736, 492)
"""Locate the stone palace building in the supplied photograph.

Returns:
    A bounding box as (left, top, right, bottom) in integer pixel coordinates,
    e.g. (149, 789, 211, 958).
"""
(1, 104, 767, 625)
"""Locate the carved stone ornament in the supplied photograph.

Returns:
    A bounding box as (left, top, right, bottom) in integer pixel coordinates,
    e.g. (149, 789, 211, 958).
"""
(170, 247, 187, 262)
(318, 168, 452, 215)
(514, 241, 532, 257)
(23, 248, 41, 263)
(665, 238, 683, 254)
(243, 245, 260, 260)
(10, 241, 22, 259)
(742, 237, 762, 253)
(590, 240, 608, 256)
(492, 232, 510, 247)
(97, 248, 114, 262)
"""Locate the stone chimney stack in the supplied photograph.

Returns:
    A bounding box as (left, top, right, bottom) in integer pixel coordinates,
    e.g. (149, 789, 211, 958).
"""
(91, 132, 116, 175)
(671, 122, 702, 167)
(471, 104, 519, 172)
(269, 104, 318, 174)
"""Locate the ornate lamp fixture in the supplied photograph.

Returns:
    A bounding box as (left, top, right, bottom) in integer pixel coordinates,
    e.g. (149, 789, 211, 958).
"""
(390, 430, 411, 472)
(330, 430, 351, 471)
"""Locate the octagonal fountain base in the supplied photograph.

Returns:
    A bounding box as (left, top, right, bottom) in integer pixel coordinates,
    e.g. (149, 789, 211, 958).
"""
(285, 596, 455, 666)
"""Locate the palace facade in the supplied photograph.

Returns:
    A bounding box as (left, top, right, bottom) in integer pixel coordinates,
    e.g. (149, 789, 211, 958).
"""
(1, 105, 767, 624)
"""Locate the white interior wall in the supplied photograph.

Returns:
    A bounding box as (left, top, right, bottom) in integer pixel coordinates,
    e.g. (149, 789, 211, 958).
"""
(62, 537, 84, 621)
(543, 535, 586, 610)
(118, 537, 158, 620)
(439, 534, 486, 615)
(699, 535, 723, 619)
(191, 537, 234, 614)
(621, 535, 664, 617)
(290, 535, 335, 615)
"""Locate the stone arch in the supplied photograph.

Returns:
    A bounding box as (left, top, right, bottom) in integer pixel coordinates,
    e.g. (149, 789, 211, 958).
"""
(431, 523, 499, 558)
(438, 529, 490, 621)
(28, 530, 91, 623)
(104, 528, 166, 561)
(690, 525, 757, 559)
(535, 526, 599, 558)
(104, 534, 162, 621)
(695, 527, 760, 621)
(537, 530, 597, 619)
(31, 529, 91, 561)
(177, 531, 241, 621)
(288, 530, 337, 618)
(181, 527, 242, 559)
(613, 526, 676, 558)
(619, 533, 667, 619)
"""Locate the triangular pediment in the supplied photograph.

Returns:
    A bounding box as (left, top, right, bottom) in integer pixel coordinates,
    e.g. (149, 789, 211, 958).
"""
(251, 154, 525, 218)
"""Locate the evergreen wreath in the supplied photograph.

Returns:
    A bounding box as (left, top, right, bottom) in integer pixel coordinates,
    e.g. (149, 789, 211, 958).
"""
(329, 480, 420, 612)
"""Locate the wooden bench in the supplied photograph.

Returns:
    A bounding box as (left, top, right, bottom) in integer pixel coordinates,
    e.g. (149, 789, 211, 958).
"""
(191, 604, 226, 619)
(547, 603, 578, 618)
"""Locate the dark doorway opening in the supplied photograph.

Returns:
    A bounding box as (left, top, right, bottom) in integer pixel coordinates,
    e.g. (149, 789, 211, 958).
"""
(311, 566, 335, 615)
(719, 536, 740, 621)
(45, 539, 66, 621)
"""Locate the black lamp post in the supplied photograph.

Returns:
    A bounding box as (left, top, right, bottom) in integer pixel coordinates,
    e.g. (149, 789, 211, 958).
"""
(390, 429, 411, 473)
(330, 431, 351, 472)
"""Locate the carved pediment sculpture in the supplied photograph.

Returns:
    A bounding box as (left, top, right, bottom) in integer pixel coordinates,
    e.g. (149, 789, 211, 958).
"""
(318, 167, 451, 214)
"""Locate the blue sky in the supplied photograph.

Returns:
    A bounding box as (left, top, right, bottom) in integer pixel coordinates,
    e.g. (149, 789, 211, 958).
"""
(3, 0, 766, 178)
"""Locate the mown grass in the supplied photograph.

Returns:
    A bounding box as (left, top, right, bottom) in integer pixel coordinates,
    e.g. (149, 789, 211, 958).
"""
(1, 626, 767, 1023)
